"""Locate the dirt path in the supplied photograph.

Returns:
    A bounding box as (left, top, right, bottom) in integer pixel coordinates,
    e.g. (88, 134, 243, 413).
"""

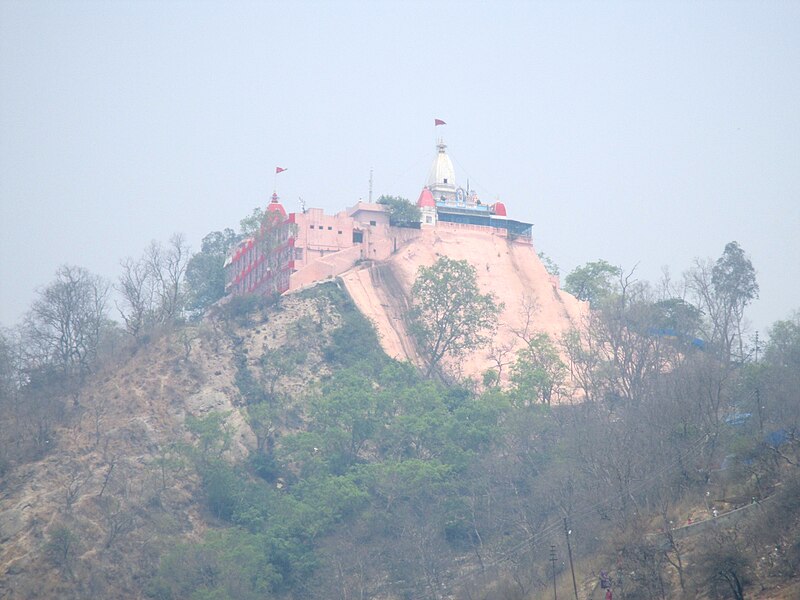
(340, 262, 424, 368)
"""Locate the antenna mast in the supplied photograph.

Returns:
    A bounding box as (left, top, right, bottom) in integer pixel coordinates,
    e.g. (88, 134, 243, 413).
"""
(369, 168, 373, 203)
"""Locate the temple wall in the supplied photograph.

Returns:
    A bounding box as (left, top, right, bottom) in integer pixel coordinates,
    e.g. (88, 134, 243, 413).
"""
(436, 221, 532, 244)
(289, 225, 423, 291)
(362, 225, 423, 261)
(289, 245, 364, 290)
(291, 210, 356, 271)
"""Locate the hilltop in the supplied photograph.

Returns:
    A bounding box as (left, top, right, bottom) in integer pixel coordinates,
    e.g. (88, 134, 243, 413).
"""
(1, 140, 797, 600)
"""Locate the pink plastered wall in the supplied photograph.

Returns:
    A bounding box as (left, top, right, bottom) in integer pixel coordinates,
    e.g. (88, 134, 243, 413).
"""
(289, 245, 364, 290)
(292, 209, 356, 269)
(289, 224, 423, 291)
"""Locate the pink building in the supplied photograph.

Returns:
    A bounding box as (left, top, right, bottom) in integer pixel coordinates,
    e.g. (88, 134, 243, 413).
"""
(224, 140, 533, 298)
(224, 193, 420, 297)
(223, 194, 295, 297)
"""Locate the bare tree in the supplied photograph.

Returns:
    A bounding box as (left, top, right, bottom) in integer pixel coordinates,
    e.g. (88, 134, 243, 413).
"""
(99, 496, 136, 549)
(117, 234, 190, 335)
(63, 466, 92, 511)
(0, 328, 18, 404)
(46, 525, 80, 577)
(563, 269, 668, 405)
(692, 532, 749, 600)
(116, 256, 155, 337)
(23, 265, 109, 380)
(510, 293, 541, 345)
(146, 233, 189, 324)
(658, 498, 687, 593)
(485, 339, 515, 387)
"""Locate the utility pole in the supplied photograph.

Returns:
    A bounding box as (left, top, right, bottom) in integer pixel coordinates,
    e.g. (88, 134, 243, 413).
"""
(550, 544, 558, 600)
(564, 518, 579, 600)
(756, 387, 764, 435)
(754, 331, 764, 435)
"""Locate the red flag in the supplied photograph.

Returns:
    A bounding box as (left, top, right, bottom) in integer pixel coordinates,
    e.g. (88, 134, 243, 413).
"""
(434, 118, 446, 126)
(276, 167, 287, 174)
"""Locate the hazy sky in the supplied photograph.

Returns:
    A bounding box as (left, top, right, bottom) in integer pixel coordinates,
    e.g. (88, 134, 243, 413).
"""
(1, 1, 798, 335)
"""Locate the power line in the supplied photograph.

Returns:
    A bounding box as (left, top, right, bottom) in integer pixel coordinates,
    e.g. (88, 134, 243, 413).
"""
(400, 431, 712, 598)
(473, 434, 710, 573)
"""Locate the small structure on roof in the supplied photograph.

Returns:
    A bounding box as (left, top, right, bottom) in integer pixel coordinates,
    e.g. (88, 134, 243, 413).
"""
(416, 140, 532, 240)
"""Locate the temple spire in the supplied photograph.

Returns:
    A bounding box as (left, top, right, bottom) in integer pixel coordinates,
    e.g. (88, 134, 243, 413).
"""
(427, 139, 456, 202)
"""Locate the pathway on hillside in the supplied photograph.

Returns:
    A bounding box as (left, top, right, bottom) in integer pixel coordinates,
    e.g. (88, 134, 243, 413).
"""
(340, 261, 424, 368)
(647, 488, 780, 546)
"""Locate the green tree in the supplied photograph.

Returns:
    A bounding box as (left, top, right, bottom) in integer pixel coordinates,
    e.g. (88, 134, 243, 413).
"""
(537, 251, 560, 277)
(377, 195, 421, 227)
(688, 241, 758, 361)
(761, 313, 800, 458)
(245, 401, 279, 457)
(261, 345, 307, 398)
(765, 313, 800, 368)
(308, 369, 382, 472)
(712, 241, 759, 360)
(153, 529, 279, 600)
(239, 207, 267, 237)
(409, 257, 501, 377)
(185, 411, 233, 465)
(564, 259, 622, 306)
(650, 297, 703, 339)
(185, 228, 240, 315)
(510, 333, 567, 406)
(380, 381, 451, 461)
(712, 242, 758, 311)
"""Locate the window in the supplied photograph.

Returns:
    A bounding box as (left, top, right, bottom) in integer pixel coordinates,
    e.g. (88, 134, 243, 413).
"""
(294, 248, 303, 260)
(426, 216, 433, 224)
(337, 230, 342, 235)
(443, 178, 448, 183)
(309, 224, 314, 229)
(369, 220, 376, 226)
(353, 231, 363, 243)
(327, 226, 332, 230)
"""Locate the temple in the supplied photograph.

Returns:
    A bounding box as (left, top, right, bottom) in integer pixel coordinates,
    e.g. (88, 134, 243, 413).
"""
(417, 140, 533, 240)
(224, 140, 534, 297)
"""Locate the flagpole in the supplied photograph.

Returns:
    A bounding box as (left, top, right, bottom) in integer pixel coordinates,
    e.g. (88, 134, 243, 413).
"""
(274, 167, 287, 196)
(434, 118, 446, 145)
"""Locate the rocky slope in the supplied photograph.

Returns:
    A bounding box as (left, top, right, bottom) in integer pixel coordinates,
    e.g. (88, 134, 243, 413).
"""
(341, 224, 588, 385)
(0, 289, 345, 599)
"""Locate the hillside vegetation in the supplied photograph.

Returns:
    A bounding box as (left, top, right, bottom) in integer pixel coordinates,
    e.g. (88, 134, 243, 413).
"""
(1, 243, 799, 600)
